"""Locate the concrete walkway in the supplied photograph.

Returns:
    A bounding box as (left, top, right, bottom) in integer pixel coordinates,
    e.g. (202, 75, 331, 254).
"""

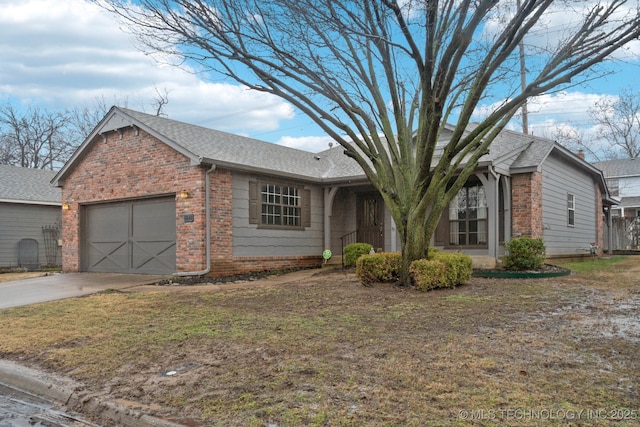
(0, 272, 167, 309)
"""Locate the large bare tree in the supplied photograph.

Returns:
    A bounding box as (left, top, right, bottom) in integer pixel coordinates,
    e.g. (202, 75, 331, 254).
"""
(0, 103, 73, 170)
(590, 87, 640, 159)
(99, 0, 640, 283)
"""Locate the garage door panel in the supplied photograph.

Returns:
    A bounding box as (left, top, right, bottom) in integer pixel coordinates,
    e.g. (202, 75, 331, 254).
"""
(132, 200, 176, 240)
(131, 240, 176, 273)
(87, 241, 128, 271)
(86, 205, 128, 241)
(84, 197, 176, 274)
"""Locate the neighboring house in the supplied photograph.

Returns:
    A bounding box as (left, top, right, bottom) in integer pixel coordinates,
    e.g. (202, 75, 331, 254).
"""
(0, 165, 62, 269)
(51, 107, 614, 276)
(592, 158, 640, 250)
(592, 158, 640, 218)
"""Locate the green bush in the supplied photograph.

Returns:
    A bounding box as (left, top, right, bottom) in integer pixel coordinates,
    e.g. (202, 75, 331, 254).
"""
(354, 249, 472, 290)
(409, 251, 473, 291)
(427, 247, 440, 258)
(431, 252, 473, 286)
(409, 259, 448, 291)
(505, 237, 546, 271)
(343, 243, 373, 267)
(355, 252, 401, 285)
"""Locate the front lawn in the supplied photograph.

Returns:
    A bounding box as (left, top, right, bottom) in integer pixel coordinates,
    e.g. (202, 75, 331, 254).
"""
(0, 257, 638, 426)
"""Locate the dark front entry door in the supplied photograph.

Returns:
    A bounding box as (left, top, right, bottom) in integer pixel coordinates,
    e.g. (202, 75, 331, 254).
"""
(357, 192, 384, 250)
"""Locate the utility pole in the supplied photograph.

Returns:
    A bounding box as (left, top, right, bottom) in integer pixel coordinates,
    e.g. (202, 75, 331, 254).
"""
(517, 0, 529, 134)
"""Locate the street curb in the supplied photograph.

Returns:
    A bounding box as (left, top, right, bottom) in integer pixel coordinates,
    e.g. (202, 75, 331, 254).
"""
(0, 359, 184, 427)
(0, 359, 75, 404)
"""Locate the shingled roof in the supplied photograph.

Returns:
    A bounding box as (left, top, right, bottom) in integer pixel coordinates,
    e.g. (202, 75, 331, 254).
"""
(51, 106, 609, 194)
(53, 107, 363, 185)
(592, 158, 640, 178)
(0, 164, 60, 205)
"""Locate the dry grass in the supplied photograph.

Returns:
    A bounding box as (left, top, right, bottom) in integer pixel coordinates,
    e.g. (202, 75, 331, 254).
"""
(0, 271, 49, 282)
(1, 257, 639, 426)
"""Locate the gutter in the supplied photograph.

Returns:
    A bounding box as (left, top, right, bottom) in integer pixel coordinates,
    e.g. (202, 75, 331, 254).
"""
(174, 162, 216, 277)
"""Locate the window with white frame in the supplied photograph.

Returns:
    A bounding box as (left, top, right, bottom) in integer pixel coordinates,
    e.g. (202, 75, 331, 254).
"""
(249, 180, 310, 229)
(449, 184, 488, 246)
(567, 193, 575, 226)
(260, 183, 301, 226)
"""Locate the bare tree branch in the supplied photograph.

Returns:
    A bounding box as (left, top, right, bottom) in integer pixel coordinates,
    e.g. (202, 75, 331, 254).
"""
(97, 0, 640, 283)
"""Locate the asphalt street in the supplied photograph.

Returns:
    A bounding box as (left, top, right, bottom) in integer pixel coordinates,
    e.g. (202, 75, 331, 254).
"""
(0, 384, 96, 427)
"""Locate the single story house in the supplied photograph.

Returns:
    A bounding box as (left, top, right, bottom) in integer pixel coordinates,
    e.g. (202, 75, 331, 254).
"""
(51, 107, 614, 275)
(0, 165, 62, 269)
(592, 158, 640, 251)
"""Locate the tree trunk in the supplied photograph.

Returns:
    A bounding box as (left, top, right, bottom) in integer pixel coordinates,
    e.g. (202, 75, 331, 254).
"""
(398, 205, 429, 286)
(395, 191, 450, 286)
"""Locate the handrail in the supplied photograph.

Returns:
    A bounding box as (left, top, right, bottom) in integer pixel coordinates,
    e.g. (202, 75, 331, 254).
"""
(340, 229, 358, 268)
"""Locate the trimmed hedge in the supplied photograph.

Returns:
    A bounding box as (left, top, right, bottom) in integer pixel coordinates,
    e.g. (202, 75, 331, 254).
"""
(505, 237, 546, 271)
(355, 252, 401, 285)
(430, 252, 473, 286)
(355, 249, 472, 291)
(343, 243, 373, 267)
(409, 259, 447, 291)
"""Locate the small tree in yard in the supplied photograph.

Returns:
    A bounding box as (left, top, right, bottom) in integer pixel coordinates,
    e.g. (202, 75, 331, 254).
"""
(99, 0, 640, 285)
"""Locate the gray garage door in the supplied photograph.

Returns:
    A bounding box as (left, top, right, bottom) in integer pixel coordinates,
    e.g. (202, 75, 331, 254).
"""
(83, 197, 176, 274)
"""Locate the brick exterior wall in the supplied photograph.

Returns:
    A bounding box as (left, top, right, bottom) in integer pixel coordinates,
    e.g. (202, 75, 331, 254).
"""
(511, 172, 543, 239)
(61, 126, 321, 275)
(60, 127, 207, 273)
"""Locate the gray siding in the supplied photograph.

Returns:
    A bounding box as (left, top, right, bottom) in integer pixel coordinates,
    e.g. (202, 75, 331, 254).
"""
(0, 203, 61, 268)
(232, 173, 324, 257)
(541, 152, 596, 255)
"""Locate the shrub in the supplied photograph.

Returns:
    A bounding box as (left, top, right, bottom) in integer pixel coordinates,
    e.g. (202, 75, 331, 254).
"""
(343, 243, 373, 267)
(409, 252, 473, 291)
(431, 252, 473, 286)
(427, 247, 440, 258)
(355, 252, 401, 285)
(409, 259, 448, 291)
(505, 237, 546, 271)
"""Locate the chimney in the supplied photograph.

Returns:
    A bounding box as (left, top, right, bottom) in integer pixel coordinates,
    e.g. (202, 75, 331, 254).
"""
(576, 149, 585, 160)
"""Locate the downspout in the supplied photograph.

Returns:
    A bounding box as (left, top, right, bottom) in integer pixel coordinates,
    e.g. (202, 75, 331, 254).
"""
(175, 163, 216, 276)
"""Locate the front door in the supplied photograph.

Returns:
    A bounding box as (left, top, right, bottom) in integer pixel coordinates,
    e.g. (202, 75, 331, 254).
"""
(357, 192, 385, 251)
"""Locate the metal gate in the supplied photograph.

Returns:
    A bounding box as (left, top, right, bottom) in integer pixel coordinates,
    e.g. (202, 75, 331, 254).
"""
(83, 197, 176, 274)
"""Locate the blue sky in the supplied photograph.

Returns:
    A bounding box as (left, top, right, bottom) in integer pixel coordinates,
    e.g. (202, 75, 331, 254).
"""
(1, 0, 639, 156)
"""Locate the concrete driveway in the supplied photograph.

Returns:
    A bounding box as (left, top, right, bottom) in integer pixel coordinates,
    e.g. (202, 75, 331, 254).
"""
(0, 273, 167, 309)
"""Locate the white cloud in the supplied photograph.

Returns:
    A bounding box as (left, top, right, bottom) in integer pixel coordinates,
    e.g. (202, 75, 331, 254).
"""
(473, 91, 613, 124)
(0, 0, 294, 135)
(276, 135, 336, 153)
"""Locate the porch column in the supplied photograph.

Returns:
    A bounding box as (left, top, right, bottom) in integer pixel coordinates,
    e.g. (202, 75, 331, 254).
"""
(501, 175, 512, 248)
(476, 170, 498, 261)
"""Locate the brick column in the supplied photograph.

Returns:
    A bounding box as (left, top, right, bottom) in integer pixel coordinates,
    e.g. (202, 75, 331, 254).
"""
(209, 168, 234, 275)
(511, 172, 543, 239)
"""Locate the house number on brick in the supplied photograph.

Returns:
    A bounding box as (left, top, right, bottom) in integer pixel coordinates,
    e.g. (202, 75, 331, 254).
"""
(184, 214, 195, 223)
